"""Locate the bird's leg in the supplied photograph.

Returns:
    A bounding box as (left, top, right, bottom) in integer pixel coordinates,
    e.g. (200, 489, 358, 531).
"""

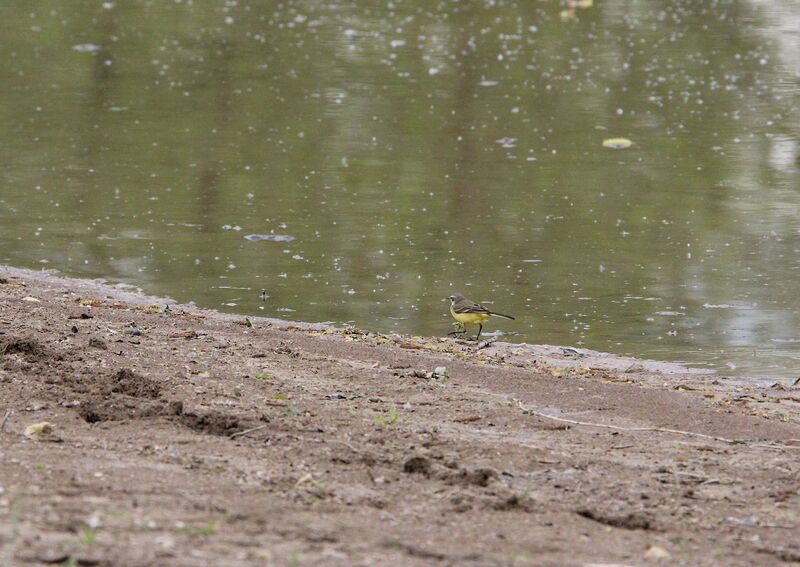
(448, 321, 466, 336)
(475, 323, 483, 342)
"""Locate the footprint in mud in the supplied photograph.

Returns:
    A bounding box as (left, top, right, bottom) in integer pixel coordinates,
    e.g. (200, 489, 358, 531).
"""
(576, 508, 654, 531)
(75, 368, 173, 423)
(403, 456, 432, 476)
(179, 408, 251, 436)
(447, 467, 498, 488)
(77, 397, 181, 423)
(1, 337, 53, 363)
(108, 368, 161, 398)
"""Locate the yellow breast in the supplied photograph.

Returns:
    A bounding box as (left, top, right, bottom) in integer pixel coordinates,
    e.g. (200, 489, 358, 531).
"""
(450, 306, 489, 324)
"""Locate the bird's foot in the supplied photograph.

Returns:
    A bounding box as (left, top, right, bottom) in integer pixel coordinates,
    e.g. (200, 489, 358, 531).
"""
(448, 322, 466, 337)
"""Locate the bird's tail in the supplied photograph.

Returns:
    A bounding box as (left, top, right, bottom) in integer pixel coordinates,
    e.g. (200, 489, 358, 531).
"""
(489, 311, 515, 320)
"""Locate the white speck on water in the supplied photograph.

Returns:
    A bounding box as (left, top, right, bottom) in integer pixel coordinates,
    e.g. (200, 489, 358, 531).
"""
(428, 67, 440, 75)
(390, 39, 406, 48)
(479, 80, 498, 87)
(495, 137, 517, 148)
(73, 44, 101, 53)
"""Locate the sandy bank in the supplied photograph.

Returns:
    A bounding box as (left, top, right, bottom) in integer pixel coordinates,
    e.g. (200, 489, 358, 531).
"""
(1, 265, 799, 566)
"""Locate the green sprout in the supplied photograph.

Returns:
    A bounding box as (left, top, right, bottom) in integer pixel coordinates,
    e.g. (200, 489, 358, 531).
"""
(374, 406, 400, 426)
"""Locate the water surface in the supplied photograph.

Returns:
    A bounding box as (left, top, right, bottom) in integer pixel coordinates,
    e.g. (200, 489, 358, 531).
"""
(1, 1, 799, 377)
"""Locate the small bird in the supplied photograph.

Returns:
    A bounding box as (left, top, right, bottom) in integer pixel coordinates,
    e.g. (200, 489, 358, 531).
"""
(446, 293, 515, 341)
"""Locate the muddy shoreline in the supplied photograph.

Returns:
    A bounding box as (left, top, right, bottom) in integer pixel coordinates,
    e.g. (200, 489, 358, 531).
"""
(1, 265, 799, 566)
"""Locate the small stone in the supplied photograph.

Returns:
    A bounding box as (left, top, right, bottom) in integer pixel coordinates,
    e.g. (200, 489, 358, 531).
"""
(644, 545, 671, 560)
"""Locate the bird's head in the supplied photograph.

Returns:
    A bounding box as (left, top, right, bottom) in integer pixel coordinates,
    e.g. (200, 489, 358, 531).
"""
(447, 293, 465, 304)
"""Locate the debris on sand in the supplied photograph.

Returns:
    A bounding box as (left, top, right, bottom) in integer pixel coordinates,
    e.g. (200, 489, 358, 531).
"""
(24, 421, 61, 442)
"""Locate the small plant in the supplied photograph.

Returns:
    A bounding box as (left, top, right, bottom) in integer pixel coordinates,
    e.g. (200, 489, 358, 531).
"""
(24, 422, 54, 437)
(79, 526, 97, 545)
(194, 521, 217, 536)
(255, 372, 271, 381)
(274, 392, 288, 400)
(180, 521, 217, 536)
(374, 406, 400, 426)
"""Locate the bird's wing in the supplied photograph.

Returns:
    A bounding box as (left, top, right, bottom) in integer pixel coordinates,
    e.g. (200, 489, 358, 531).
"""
(453, 302, 491, 315)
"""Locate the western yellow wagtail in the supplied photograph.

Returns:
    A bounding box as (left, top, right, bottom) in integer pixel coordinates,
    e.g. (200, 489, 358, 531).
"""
(446, 293, 515, 341)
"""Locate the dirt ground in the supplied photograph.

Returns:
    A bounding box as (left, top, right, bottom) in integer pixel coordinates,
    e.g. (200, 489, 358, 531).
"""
(1, 265, 799, 567)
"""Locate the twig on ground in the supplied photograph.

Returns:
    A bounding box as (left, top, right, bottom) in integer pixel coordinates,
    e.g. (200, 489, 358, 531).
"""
(476, 338, 498, 350)
(0, 409, 11, 433)
(512, 399, 800, 451)
(229, 424, 269, 439)
(331, 439, 362, 454)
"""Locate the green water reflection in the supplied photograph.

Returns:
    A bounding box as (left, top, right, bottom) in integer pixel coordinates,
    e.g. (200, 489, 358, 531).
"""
(1, 1, 798, 377)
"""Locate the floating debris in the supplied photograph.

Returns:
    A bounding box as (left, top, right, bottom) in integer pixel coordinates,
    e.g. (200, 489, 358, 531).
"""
(244, 234, 295, 242)
(602, 138, 633, 149)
